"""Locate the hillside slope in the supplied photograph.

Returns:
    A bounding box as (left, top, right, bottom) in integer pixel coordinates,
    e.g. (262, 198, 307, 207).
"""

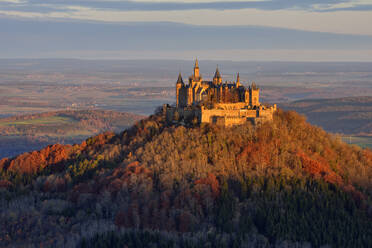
(0, 110, 371, 247)
(280, 96, 372, 135)
(0, 110, 144, 158)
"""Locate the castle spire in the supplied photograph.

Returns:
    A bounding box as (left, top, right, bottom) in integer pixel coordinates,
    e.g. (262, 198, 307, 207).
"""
(236, 72, 241, 87)
(177, 72, 184, 85)
(193, 58, 200, 78)
(213, 65, 222, 85)
(214, 65, 221, 79)
(194, 58, 199, 68)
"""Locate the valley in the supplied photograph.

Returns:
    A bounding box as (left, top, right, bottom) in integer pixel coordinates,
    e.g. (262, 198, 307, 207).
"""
(0, 110, 143, 158)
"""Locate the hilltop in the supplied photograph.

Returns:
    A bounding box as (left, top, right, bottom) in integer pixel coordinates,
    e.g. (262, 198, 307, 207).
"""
(0, 109, 371, 247)
(0, 110, 144, 158)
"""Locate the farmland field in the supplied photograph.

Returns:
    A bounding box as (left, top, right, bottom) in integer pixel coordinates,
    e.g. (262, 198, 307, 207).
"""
(341, 136, 372, 149)
(0, 116, 75, 127)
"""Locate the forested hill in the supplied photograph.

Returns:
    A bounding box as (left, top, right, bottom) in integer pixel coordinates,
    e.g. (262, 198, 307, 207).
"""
(279, 96, 372, 135)
(0, 110, 371, 247)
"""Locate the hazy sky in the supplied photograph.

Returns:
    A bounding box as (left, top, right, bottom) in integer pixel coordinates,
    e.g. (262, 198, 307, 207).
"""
(1, 0, 372, 61)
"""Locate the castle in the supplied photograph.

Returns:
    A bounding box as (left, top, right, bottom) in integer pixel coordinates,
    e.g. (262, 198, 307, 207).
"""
(164, 59, 276, 126)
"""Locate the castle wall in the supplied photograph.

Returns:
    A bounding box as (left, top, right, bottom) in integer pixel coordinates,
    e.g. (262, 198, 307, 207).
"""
(214, 102, 248, 110)
(201, 107, 258, 126)
(165, 103, 275, 127)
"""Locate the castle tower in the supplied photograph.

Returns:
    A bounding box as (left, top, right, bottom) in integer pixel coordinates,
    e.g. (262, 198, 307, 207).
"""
(236, 73, 241, 87)
(194, 59, 200, 79)
(213, 66, 222, 85)
(250, 82, 260, 106)
(176, 72, 184, 107)
(187, 87, 193, 106)
(245, 89, 250, 104)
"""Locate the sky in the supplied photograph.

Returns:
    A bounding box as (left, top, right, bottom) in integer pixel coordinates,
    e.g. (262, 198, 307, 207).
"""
(1, 0, 372, 61)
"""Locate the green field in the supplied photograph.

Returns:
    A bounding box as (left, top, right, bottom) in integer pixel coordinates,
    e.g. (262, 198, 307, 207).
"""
(0, 116, 75, 127)
(341, 136, 372, 149)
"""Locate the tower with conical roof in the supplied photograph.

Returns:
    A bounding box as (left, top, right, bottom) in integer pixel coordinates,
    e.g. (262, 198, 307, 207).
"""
(177, 72, 184, 85)
(213, 66, 222, 85)
(236, 73, 241, 87)
(194, 58, 200, 79)
(176, 72, 186, 107)
(249, 81, 260, 106)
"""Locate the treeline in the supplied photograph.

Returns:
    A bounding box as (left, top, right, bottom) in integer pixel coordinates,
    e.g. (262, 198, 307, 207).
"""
(0, 109, 371, 247)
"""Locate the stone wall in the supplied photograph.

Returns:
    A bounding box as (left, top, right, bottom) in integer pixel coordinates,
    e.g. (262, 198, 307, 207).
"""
(164, 103, 276, 127)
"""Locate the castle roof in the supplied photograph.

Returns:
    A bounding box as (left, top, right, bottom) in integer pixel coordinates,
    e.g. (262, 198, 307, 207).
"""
(177, 72, 184, 85)
(251, 82, 258, 89)
(214, 66, 221, 79)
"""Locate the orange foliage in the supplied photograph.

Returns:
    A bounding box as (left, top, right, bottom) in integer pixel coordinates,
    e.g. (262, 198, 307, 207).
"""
(0, 144, 73, 175)
(78, 161, 154, 197)
(106, 162, 151, 195)
(297, 151, 343, 186)
(296, 151, 367, 208)
(90, 132, 115, 146)
(124, 161, 152, 176)
(362, 149, 372, 164)
(238, 141, 271, 168)
(194, 173, 220, 197)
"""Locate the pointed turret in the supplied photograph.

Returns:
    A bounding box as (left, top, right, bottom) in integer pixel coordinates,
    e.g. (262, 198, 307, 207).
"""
(236, 73, 241, 87)
(176, 72, 185, 108)
(193, 58, 200, 78)
(214, 66, 221, 79)
(213, 66, 222, 85)
(251, 81, 257, 90)
(176, 72, 184, 85)
(194, 58, 199, 69)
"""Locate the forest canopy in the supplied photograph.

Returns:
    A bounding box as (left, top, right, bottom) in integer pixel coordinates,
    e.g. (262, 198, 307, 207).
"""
(0, 109, 371, 247)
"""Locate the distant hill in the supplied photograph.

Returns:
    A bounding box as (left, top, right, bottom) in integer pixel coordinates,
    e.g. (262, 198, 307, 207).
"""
(280, 96, 372, 135)
(0, 110, 371, 247)
(2, 19, 372, 59)
(0, 110, 144, 158)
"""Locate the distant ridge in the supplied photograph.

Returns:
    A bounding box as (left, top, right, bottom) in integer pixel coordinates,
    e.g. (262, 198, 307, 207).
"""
(2, 18, 372, 59)
(280, 96, 372, 135)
